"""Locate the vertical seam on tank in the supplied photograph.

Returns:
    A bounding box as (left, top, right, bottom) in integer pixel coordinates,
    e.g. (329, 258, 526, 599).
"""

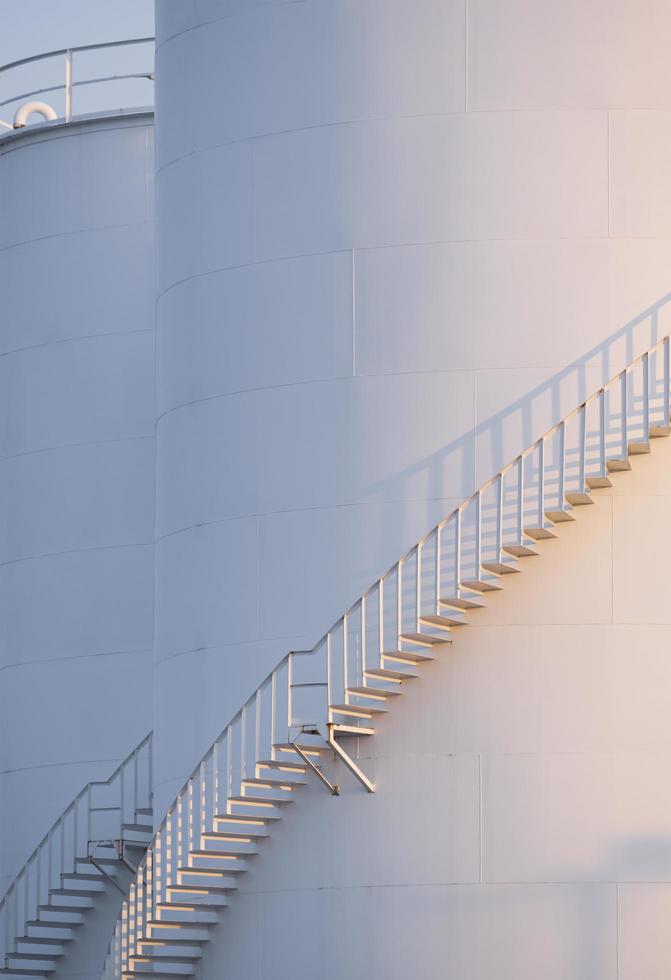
(478, 752, 483, 882)
(352, 249, 357, 377)
(473, 368, 478, 487)
(611, 497, 614, 625)
(616, 881, 620, 978)
(464, 0, 469, 112)
(255, 517, 261, 640)
(607, 109, 612, 237)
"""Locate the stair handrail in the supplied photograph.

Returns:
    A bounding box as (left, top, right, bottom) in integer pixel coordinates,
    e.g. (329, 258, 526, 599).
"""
(104, 299, 671, 979)
(0, 731, 152, 964)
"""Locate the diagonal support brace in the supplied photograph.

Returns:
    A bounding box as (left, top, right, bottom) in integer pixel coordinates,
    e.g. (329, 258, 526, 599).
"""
(327, 724, 375, 793)
(291, 738, 339, 796)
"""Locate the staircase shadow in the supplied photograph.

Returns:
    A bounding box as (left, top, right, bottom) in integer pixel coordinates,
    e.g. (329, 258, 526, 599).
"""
(357, 289, 671, 508)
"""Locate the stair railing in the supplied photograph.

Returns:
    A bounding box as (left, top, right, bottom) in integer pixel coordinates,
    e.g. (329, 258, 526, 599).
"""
(0, 732, 152, 965)
(105, 303, 671, 980)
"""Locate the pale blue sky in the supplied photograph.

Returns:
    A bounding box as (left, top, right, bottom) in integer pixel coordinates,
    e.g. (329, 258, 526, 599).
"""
(0, 1, 155, 123)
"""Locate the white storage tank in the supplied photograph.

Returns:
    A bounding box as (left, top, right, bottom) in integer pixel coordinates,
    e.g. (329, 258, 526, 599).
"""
(0, 111, 155, 893)
(153, 0, 671, 811)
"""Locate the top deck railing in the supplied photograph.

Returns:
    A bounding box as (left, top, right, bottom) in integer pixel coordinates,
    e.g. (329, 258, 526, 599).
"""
(0, 37, 154, 136)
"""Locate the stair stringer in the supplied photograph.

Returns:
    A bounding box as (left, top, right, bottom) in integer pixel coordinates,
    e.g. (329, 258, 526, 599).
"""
(104, 332, 671, 980)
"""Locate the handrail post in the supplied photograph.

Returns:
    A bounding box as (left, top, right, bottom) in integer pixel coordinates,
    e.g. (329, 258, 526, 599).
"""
(664, 336, 670, 426)
(621, 370, 628, 458)
(64, 49, 73, 122)
(643, 351, 650, 439)
(517, 456, 524, 546)
(537, 438, 545, 528)
(579, 404, 586, 492)
(558, 420, 566, 508)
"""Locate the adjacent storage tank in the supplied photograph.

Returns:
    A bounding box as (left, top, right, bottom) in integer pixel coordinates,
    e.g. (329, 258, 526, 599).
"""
(0, 112, 155, 893)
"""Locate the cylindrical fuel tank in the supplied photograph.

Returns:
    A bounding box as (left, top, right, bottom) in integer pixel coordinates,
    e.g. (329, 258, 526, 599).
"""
(153, 0, 671, 815)
(0, 112, 155, 893)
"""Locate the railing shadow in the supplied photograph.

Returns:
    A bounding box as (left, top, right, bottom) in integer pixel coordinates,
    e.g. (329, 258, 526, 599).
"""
(356, 289, 671, 510)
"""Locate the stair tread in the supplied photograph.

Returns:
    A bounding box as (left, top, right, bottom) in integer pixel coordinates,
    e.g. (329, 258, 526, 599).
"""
(382, 649, 435, 664)
(365, 667, 419, 681)
(545, 509, 576, 523)
(586, 475, 613, 489)
(439, 595, 486, 610)
(502, 543, 538, 558)
(564, 492, 593, 506)
(330, 723, 375, 736)
(399, 632, 451, 646)
(346, 685, 402, 698)
(460, 579, 503, 592)
(419, 614, 466, 628)
(523, 526, 558, 540)
(481, 561, 520, 575)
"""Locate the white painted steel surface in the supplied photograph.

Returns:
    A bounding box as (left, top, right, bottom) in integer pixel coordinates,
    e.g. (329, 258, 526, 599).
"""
(153, 0, 671, 811)
(151, 1, 671, 974)
(0, 113, 155, 896)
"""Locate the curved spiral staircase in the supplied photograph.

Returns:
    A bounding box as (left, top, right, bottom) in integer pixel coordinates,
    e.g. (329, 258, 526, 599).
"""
(0, 735, 153, 980)
(3, 310, 669, 980)
(94, 314, 671, 980)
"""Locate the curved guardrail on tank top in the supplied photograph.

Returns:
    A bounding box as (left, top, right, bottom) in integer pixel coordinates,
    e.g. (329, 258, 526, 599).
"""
(0, 37, 154, 135)
(0, 733, 152, 968)
(104, 296, 671, 979)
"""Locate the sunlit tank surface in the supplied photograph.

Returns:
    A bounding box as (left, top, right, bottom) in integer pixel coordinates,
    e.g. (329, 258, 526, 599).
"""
(151, 2, 671, 977)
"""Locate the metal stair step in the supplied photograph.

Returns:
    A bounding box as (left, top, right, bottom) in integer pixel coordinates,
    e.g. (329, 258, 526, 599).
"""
(187, 852, 248, 871)
(586, 475, 613, 489)
(650, 424, 670, 438)
(502, 543, 538, 557)
(382, 649, 435, 665)
(137, 939, 203, 957)
(229, 790, 294, 805)
(481, 561, 521, 575)
(48, 889, 96, 903)
(26, 921, 79, 938)
(36, 907, 86, 924)
(439, 594, 486, 610)
(256, 759, 308, 775)
(167, 887, 230, 905)
(0, 970, 48, 979)
(131, 954, 196, 974)
(121, 969, 193, 980)
(628, 440, 650, 454)
(399, 631, 451, 647)
(60, 874, 106, 892)
(607, 457, 632, 472)
(212, 816, 272, 836)
(364, 667, 419, 682)
(241, 777, 300, 791)
(200, 834, 259, 854)
(419, 613, 466, 629)
(522, 526, 557, 541)
(6, 956, 58, 972)
(544, 509, 576, 523)
(156, 904, 220, 925)
(15, 938, 69, 955)
(176, 869, 240, 889)
(345, 685, 402, 700)
(146, 923, 210, 942)
(329, 703, 387, 720)
(330, 723, 375, 737)
(252, 767, 308, 784)
(564, 492, 593, 506)
(459, 578, 504, 592)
